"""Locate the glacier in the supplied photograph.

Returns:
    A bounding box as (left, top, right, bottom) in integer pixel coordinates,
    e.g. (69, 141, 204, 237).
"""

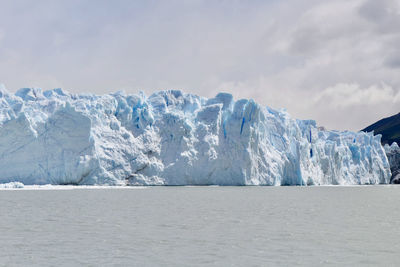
(0, 85, 391, 185)
(384, 142, 400, 184)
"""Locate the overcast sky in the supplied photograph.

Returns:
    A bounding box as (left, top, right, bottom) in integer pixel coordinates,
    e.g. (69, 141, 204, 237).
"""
(1, 0, 400, 131)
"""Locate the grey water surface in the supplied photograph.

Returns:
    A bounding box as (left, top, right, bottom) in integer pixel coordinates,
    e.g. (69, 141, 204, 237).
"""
(1, 186, 400, 266)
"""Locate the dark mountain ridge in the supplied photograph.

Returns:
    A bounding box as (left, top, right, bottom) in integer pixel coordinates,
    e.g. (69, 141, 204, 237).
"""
(362, 112, 400, 145)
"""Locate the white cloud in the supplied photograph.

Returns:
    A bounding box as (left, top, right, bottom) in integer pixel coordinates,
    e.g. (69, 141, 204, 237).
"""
(309, 83, 400, 131)
(314, 83, 400, 108)
(0, 0, 399, 131)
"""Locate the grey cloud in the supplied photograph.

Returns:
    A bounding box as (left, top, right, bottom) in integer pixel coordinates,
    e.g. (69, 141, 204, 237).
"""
(359, 0, 400, 34)
(384, 52, 400, 68)
(0, 0, 400, 131)
(359, 0, 389, 22)
(358, 0, 400, 70)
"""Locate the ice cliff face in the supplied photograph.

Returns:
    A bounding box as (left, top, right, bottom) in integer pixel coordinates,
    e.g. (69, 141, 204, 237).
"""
(0, 86, 391, 185)
(384, 143, 400, 184)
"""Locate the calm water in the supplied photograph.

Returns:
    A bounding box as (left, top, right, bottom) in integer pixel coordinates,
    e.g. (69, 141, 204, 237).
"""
(1, 186, 400, 266)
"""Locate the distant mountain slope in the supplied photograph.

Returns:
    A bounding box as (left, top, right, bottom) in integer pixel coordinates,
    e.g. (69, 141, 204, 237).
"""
(362, 113, 400, 145)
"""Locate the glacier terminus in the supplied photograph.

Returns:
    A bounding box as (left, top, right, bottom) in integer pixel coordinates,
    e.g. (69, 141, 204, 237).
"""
(0, 86, 391, 186)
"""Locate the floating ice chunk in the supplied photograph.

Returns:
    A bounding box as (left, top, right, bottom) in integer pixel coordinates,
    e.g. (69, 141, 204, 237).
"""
(0, 182, 24, 188)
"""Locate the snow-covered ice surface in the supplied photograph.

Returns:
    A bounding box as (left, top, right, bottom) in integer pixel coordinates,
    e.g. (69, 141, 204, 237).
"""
(0, 86, 391, 185)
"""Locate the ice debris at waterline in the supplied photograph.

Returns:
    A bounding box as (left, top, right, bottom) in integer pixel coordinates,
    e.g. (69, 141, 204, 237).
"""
(0, 182, 24, 189)
(0, 86, 391, 185)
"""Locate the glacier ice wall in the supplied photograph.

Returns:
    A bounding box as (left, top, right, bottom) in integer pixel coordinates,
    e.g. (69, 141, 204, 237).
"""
(0, 86, 391, 185)
(384, 142, 400, 183)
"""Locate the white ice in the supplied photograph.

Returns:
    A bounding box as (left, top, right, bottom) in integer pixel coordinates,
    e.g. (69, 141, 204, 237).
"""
(0, 182, 24, 188)
(0, 86, 391, 185)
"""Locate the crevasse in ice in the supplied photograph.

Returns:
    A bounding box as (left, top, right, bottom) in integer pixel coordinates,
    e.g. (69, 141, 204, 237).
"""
(0, 86, 391, 185)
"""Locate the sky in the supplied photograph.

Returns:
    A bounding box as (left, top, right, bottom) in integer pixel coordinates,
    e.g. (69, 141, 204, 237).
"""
(1, 0, 400, 131)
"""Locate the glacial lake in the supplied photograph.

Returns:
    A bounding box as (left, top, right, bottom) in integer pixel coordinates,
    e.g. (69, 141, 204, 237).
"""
(1, 186, 400, 266)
